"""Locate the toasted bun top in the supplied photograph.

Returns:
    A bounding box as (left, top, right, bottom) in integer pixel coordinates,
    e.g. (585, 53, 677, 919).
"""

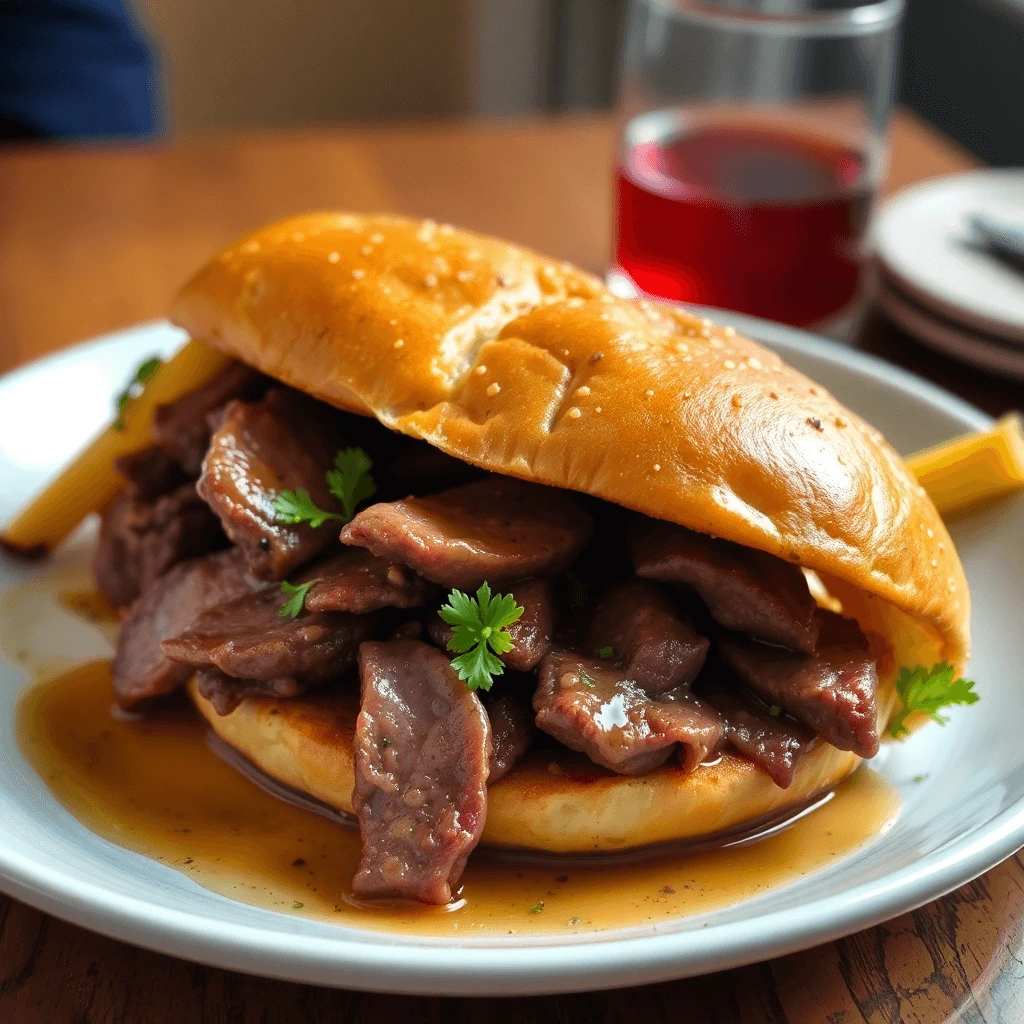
(171, 212, 970, 667)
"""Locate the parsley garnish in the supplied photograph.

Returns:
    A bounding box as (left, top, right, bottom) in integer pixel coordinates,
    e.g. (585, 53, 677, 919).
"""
(769, 704, 782, 717)
(113, 355, 162, 430)
(529, 901, 545, 914)
(596, 646, 614, 660)
(578, 672, 597, 689)
(279, 579, 319, 618)
(292, 901, 304, 910)
(888, 662, 979, 739)
(272, 447, 376, 529)
(326, 447, 376, 521)
(438, 582, 524, 692)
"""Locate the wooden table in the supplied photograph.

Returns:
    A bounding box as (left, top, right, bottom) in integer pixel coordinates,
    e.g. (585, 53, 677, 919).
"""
(2, 111, 1021, 1024)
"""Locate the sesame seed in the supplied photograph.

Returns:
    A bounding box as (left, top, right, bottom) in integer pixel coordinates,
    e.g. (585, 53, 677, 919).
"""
(370, 232, 384, 244)
(926, 528, 934, 538)
(389, 319, 398, 326)
(700, 328, 712, 338)
(931, 558, 938, 567)
(747, 357, 762, 370)
(394, 339, 404, 349)
(576, 385, 591, 397)
(486, 382, 501, 397)
(567, 407, 582, 419)
(457, 270, 474, 282)
(724, 326, 736, 336)
(424, 273, 438, 288)
(646, 389, 654, 397)
(676, 343, 689, 353)
(467, 249, 481, 261)
(595, 406, 603, 413)
(328, 251, 340, 263)
(701, 317, 713, 328)
(682, 392, 692, 400)
(732, 394, 744, 408)
(352, 268, 366, 279)
(724, 360, 736, 370)
(653, 464, 661, 472)
(600, 313, 610, 321)
(361, 245, 373, 256)
(474, 365, 487, 375)
(439, 223, 454, 236)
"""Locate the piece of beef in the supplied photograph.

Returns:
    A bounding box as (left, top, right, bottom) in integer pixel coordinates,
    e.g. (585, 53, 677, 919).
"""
(94, 485, 226, 609)
(484, 691, 535, 783)
(340, 477, 593, 589)
(699, 680, 816, 789)
(161, 582, 375, 686)
(303, 547, 436, 614)
(352, 640, 491, 904)
(197, 388, 345, 581)
(427, 577, 554, 671)
(151, 360, 264, 474)
(719, 611, 879, 758)
(588, 578, 709, 694)
(114, 446, 188, 500)
(112, 548, 260, 708)
(629, 518, 819, 654)
(194, 666, 311, 716)
(533, 651, 723, 775)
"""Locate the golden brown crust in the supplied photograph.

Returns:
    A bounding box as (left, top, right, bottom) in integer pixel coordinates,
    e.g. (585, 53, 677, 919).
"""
(171, 212, 970, 669)
(189, 679, 861, 853)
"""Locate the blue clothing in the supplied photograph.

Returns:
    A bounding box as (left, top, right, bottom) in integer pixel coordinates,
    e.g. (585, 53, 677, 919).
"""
(0, 0, 159, 141)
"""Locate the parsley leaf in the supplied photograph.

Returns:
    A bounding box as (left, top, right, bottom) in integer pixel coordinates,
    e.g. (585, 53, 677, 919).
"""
(888, 662, 979, 739)
(113, 355, 163, 431)
(279, 578, 319, 618)
(438, 582, 524, 691)
(596, 646, 614, 660)
(326, 447, 376, 522)
(529, 901, 545, 914)
(272, 489, 343, 529)
(769, 704, 782, 717)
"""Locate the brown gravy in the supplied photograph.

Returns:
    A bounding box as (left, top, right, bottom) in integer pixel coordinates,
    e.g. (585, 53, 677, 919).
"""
(16, 653, 900, 938)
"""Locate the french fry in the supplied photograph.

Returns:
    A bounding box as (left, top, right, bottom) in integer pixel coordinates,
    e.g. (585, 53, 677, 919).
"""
(908, 413, 1024, 518)
(0, 340, 232, 555)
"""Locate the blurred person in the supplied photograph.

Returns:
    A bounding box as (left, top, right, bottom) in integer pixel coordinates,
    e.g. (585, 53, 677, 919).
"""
(0, 0, 159, 142)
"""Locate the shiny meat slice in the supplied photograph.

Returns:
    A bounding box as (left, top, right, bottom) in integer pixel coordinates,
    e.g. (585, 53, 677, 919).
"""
(588, 578, 709, 694)
(533, 652, 723, 775)
(718, 611, 879, 758)
(483, 691, 536, 782)
(629, 518, 819, 654)
(161, 583, 375, 684)
(352, 640, 491, 904)
(427, 577, 554, 671)
(195, 666, 310, 716)
(197, 388, 345, 581)
(113, 446, 188, 500)
(303, 547, 436, 614)
(699, 680, 816, 789)
(152, 360, 263, 474)
(340, 477, 592, 589)
(112, 548, 259, 709)
(93, 485, 226, 609)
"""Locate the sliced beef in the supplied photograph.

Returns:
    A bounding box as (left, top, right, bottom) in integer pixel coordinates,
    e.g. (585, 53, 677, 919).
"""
(699, 680, 816, 789)
(114, 446, 188, 500)
(352, 640, 491, 904)
(195, 666, 310, 717)
(303, 548, 436, 614)
(719, 611, 879, 758)
(197, 389, 345, 581)
(340, 477, 592, 589)
(629, 518, 819, 654)
(94, 485, 226, 610)
(160, 582, 375, 687)
(152, 360, 264, 474)
(427, 577, 554, 671)
(112, 548, 260, 709)
(534, 651, 723, 775)
(588, 578, 709, 694)
(484, 691, 535, 783)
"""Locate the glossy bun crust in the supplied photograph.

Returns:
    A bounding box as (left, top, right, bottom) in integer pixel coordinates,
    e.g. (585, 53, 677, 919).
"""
(171, 213, 971, 848)
(172, 212, 969, 667)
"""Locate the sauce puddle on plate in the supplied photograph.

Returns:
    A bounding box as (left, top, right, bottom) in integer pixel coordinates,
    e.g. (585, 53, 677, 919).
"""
(16, 656, 900, 938)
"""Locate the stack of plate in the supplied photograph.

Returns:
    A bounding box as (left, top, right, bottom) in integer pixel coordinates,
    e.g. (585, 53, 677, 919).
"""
(874, 169, 1024, 379)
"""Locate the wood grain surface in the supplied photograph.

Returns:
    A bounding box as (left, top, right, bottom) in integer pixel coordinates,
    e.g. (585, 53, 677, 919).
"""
(3, 110, 1021, 1024)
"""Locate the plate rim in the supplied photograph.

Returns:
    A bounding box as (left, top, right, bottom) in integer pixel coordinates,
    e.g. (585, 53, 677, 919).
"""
(0, 316, 1008, 996)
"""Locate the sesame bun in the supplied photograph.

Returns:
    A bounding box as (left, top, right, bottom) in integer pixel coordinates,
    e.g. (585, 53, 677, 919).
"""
(170, 213, 971, 847)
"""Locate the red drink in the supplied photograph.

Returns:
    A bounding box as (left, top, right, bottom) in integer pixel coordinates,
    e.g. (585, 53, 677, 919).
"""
(615, 115, 872, 327)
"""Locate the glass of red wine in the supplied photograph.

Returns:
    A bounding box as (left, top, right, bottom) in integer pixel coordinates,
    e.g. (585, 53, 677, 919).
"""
(612, 0, 905, 334)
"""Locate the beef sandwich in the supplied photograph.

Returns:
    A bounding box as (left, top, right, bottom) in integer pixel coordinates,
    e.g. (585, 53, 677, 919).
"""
(75, 214, 972, 904)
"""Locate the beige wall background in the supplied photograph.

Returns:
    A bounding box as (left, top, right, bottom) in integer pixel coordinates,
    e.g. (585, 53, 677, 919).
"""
(141, 0, 476, 132)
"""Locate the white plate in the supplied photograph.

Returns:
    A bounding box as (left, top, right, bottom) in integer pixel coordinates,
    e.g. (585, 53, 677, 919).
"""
(874, 169, 1024, 344)
(877, 274, 1024, 382)
(1, 318, 1022, 997)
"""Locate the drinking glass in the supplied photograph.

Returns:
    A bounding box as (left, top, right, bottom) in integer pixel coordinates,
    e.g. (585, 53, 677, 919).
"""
(611, 0, 904, 333)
